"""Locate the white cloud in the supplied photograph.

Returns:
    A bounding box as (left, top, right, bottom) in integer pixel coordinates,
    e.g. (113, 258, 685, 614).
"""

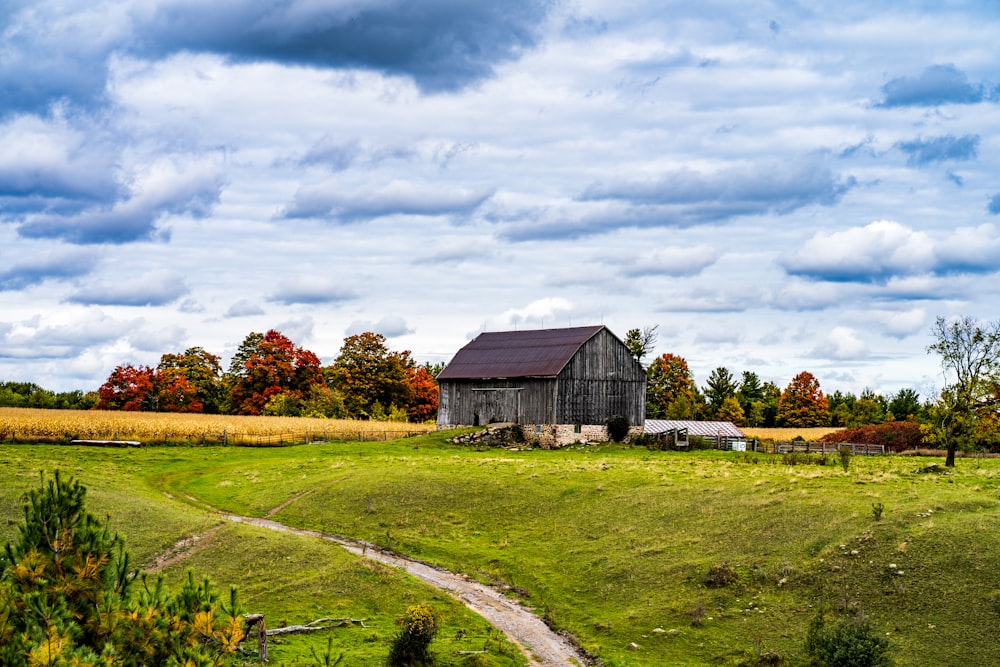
(345, 316, 414, 338)
(3, 1, 1000, 396)
(812, 327, 868, 361)
(619, 245, 720, 277)
(479, 298, 575, 333)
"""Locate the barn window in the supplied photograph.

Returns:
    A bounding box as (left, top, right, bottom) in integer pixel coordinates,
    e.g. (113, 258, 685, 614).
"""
(574, 424, 582, 433)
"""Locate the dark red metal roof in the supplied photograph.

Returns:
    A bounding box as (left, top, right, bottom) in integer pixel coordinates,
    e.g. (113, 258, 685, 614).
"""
(437, 325, 606, 379)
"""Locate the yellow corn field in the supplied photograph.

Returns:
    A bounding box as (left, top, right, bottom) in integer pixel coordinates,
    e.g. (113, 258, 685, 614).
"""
(741, 426, 841, 442)
(0, 407, 435, 445)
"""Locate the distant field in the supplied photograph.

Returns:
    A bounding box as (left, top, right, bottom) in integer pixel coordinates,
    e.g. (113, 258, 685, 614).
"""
(0, 407, 434, 444)
(742, 426, 841, 441)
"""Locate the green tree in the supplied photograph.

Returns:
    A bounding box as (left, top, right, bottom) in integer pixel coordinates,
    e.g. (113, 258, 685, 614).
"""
(737, 372, 763, 421)
(646, 353, 696, 419)
(703, 367, 739, 419)
(927, 315, 1000, 466)
(886, 388, 921, 422)
(624, 325, 659, 366)
(777, 371, 830, 427)
(0, 472, 245, 666)
(761, 381, 782, 427)
(851, 389, 887, 426)
(326, 332, 414, 419)
(828, 390, 856, 427)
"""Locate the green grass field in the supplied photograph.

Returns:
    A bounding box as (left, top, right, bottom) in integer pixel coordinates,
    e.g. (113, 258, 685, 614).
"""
(3, 434, 999, 666)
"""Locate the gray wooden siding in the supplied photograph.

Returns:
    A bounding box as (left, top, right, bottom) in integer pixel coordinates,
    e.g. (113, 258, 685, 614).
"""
(438, 378, 556, 425)
(555, 328, 646, 425)
(436, 327, 645, 429)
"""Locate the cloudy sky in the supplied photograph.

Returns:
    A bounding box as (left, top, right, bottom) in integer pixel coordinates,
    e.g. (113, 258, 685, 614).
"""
(2, 0, 999, 398)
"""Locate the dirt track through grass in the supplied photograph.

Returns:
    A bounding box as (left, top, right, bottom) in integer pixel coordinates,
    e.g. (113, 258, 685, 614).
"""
(218, 513, 588, 667)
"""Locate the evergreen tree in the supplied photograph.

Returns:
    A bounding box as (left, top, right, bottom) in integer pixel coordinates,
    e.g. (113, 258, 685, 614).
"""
(703, 367, 739, 419)
(737, 372, 764, 420)
(0, 472, 245, 666)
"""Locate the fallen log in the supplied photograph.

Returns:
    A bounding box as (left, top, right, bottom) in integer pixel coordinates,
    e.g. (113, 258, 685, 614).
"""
(266, 617, 368, 636)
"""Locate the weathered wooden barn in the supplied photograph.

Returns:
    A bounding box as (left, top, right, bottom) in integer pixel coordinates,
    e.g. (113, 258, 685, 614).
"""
(436, 325, 646, 446)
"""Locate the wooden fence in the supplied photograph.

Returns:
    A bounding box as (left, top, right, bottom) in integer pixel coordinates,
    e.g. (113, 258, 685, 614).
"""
(771, 441, 885, 455)
(199, 430, 427, 446)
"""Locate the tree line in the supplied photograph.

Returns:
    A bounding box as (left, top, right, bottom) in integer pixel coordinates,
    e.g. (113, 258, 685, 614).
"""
(626, 316, 1000, 464)
(94, 330, 439, 422)
(5, 317, 998, 464)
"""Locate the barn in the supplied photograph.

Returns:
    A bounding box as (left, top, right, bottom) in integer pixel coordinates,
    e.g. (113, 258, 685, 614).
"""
(436, 325, 646, 446)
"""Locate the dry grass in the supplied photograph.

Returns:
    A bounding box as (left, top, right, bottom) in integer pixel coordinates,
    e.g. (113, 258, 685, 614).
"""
(0, 407, 434, 444)
(742, 426, 842, 442)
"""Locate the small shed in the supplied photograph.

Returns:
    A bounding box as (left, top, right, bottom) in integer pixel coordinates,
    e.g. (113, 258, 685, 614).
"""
(436, 325, 646, 446)
(644, 420, 750, 450)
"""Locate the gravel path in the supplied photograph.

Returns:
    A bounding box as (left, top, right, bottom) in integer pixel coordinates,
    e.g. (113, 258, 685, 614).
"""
(220, 513, 589, 667)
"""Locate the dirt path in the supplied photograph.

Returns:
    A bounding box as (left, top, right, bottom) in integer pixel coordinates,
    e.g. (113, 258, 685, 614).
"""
(220, 513, 590, 667)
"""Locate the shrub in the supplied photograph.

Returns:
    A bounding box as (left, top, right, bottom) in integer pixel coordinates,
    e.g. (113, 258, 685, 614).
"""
(387, 604, 438, 666)
(606, 415, 630, 442)
(820, 421, 924, 452)
(838, 445, 852, 472)
(705, 562, 739, 588)
(805, 611, 892, 667)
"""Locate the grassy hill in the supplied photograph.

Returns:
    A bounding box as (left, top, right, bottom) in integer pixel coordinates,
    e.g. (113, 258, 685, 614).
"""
(3, 433, 999, 665)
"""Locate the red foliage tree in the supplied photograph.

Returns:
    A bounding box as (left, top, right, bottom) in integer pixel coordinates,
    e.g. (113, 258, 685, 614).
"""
(156, 347, 223, 413)
(405, 366, 439, 422)
(777, 371, 830, 427)
(156, 374, 203, 413)
(97, 365, 156, 411)
(227, 330, 326, 415)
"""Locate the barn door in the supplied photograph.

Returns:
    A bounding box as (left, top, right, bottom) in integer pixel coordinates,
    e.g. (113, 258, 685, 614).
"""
(472, 388, 521, 425)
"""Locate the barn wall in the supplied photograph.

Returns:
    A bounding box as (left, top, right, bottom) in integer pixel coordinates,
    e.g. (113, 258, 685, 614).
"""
(437, 378, 556, 427)
(555, 328, 646, 426)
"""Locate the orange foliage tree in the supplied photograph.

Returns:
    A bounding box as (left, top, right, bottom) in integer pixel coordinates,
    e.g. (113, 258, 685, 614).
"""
(405, 366, 439, 422)
(227, 330, 326, 415)
(646, 353, 698, 419)
(777, 371, 831, 427)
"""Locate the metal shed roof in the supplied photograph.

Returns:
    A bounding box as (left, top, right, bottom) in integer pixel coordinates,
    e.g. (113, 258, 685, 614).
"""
(644, 420, 747, 438)
(437, 325, 606, 380)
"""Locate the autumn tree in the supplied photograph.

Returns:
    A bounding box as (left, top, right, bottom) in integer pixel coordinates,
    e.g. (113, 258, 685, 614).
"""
(227, 329, 326, 415)
(646, 353, 697, 419)
(97, 364, 156, 411)
(156, 346, 224, 413)
(926, 315, 1000, 466)
(777, 371, 830, 427)
(405, 366, 439, 422)
(326, 332, 415, 419)
(717, 395, 746, 425)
